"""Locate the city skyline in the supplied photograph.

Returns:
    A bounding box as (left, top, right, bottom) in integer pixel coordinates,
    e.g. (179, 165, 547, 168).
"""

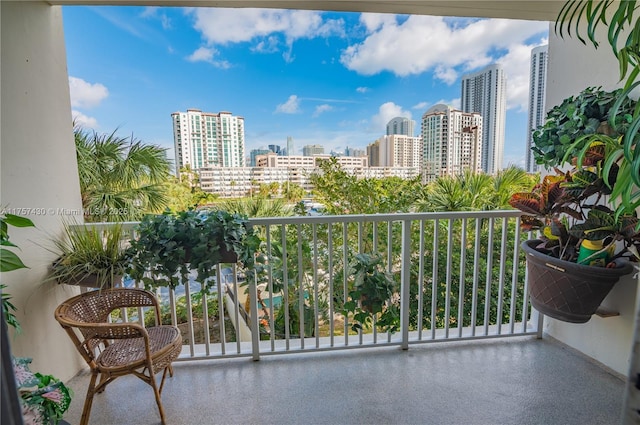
(64, 6, 549, 169)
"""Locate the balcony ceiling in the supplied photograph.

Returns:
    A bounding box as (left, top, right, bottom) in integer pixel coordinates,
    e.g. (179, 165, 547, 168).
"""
(45, 0, 562, 21)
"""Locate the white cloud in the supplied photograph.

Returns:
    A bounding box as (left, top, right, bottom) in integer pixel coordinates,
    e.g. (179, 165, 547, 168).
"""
(69, 77, 108, 109)
(356, 87, 370, 94)
(187, 46, 214, 62)
(252, 36, 280, 53)
(370, 102, 412, 132)
(412, 101, 429, 110)
(434, 65, 458, 85)
(276, 95, 301, 114)
(498, 40, 548, 111)
(141, 7, 172, 30)
(186, 47, 232, 69)
(72, 110, 98, 129)
(189, 8, 344, 45)
(435, 97, 461, 109)
(313, 104, 333, 117)
(360, 13, 397, 32)
(340, 14, 548, 109)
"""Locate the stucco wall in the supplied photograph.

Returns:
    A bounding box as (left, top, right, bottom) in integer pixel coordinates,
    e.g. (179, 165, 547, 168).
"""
(544, 21, 638, 376)
(1, 1, 86, 381)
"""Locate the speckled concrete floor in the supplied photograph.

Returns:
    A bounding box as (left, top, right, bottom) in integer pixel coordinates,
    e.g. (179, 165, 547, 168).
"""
(63, 336, 624, 425)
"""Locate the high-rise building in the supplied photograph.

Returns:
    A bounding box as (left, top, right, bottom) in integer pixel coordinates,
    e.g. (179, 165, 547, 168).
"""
(422, 104, 483, 181)
(367, 142, 381, 167)
(302, 144, 325, 156)
(171, 109, 245, 173)
(386, 117, 415, 136)
(367, 135, 422, 168)
(268, 144, 284, 155)
(526, 45, 549, 173)
(460, 64, 506, 174)
(249, 148, 271, 167)
(287, 136, 294, 156)
(344, 146, 366, 157)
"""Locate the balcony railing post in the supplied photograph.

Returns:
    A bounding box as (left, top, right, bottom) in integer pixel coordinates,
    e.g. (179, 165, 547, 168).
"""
(249, 268, 261, 361)
(401, 219, 411, 350)
(535, 310, 544, 339)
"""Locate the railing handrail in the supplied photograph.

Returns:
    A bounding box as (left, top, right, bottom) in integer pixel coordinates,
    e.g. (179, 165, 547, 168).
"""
(75, 209, 523, 229)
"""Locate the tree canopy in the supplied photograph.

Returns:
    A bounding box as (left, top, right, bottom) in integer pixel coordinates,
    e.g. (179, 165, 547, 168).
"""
(75, 126, 172, 222)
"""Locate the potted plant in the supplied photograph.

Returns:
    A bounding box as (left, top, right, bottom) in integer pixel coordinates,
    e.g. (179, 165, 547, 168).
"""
(48, 222, 131, 289)
(12, 357, 73, 425)
(510, 87, 639, 323)
(341, 253, 400, 333)
(126, 209, 261, 291)
(530, 86, 635, 170)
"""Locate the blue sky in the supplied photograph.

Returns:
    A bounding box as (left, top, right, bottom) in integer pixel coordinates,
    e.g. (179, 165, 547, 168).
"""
(63, 6, 549, 168)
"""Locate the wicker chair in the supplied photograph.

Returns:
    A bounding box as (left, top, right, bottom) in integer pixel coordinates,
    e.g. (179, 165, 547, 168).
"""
(54, 288, 182, 425)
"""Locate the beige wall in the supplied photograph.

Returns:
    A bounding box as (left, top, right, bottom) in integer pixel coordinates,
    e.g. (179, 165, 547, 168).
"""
(543, 20, 638, 375)
(1, 1, 86, 381)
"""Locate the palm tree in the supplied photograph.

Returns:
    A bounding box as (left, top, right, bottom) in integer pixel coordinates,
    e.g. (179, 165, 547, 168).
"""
(458, 170, 493, 210)
(75, 126, 172, 222)
(217, 197, 293, 218)
(283, 182, 305, 203)
(492, 166, 538, 209)
(416, 167, 537, 212)
(421, 176, 471, 211)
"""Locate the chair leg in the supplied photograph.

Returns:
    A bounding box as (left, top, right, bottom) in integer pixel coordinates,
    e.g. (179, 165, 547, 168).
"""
(80, 371, 98, 425)
(159, 366, 169, 394)
(150, 373, 167, 425)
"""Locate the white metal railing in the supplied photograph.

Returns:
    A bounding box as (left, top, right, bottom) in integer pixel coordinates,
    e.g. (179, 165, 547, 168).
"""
(79, 210, 540, 361)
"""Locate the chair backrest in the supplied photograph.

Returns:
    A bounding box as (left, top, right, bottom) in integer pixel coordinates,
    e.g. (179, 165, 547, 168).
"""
(54, 288, 160, 365)
(57, 288, 157, 323)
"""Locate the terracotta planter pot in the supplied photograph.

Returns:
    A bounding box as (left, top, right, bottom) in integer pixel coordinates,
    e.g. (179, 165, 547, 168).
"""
(522, 239, 634, 323)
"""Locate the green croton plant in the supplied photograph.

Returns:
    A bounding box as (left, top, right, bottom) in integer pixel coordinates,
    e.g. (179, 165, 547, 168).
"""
(510, 86, 640, 265)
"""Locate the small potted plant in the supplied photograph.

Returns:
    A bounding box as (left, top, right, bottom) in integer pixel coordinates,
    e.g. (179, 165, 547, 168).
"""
(510, 86, 639, 323)
(341, 253, 400, 333)
(13, 357, 73, 425)
(126, 209, 261, 291)
(48, 222, 131, 289)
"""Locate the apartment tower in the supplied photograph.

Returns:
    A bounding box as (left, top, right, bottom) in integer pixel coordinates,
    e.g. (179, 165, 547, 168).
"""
(287, 136, 294, 156)
(421, 104, 483, 181)
(302, 144, 325, 156)
(368, 135, 422, 168)
(460, 64, 506, 174)
(386, 116, 416, 136)
(171, 109, 245, 173)
(526, 45, 549, 173)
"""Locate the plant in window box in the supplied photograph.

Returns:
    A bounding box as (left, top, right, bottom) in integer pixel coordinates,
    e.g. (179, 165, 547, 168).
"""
(126, 209, 262, 292)
(510, 85, 639, 323)
(48, 222, 131, 289)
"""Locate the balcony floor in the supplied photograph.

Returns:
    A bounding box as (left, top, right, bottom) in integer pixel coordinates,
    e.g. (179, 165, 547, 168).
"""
(63, 335, 625, 425)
